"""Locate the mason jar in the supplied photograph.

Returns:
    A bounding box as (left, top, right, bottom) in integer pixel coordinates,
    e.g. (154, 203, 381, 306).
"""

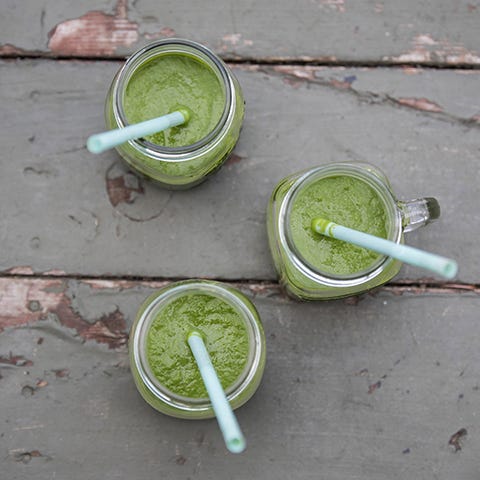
(105, 39, 245, 189)
(129, 280, 266, 419)
(267, 162, 440, 300)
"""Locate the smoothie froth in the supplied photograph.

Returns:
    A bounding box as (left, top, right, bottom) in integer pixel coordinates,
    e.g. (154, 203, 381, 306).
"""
(289, 175, 388, 276)
(146, 293, 249, 398)
(123, 54, 225, 147)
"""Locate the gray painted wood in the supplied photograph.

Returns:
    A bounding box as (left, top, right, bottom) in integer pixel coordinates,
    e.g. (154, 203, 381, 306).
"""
(1, 3, 478, 479)
(0, 60, 478, 282)
(1, 279, 479, 479)
(1, 0, 480, 65)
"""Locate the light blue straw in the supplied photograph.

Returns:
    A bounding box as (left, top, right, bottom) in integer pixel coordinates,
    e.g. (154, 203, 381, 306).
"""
(311, 217, 458, 279)
(87, 109, 190, 154)
(187, 331, 246, 454)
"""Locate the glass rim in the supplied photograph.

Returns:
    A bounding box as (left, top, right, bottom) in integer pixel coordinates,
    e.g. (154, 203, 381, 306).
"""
(113, 39, 234, 161)
(282, 162, 403, 286)
(131, 280, 263, 413)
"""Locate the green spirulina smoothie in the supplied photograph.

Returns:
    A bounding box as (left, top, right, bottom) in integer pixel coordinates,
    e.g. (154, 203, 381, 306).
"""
(107, 40, 245, 188)
(123, 54, 225, 148)
(289, 175, 388, 276)
(146, 293, 249, 398)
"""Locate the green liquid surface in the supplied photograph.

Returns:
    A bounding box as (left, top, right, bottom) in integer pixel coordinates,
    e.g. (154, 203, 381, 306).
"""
(123, 53, 225, 147)
(289, 175, 388, 275)
(146, 293, 249, 398)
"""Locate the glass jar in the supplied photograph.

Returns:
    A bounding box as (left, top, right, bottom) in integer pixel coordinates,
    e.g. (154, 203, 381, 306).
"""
(129, 280, 266, 419)
(267, 162, 440, 300)
(105, 39, 245, 189)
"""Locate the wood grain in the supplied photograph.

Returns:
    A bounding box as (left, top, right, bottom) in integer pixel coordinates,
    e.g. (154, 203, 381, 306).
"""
(1, 278, 479, 479)
(1, 0, 480, 65)
(1, 3, 478, 479)
(0, 60, 478, 281)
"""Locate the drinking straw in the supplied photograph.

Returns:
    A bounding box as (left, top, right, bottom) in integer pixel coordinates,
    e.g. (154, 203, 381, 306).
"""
(187, 331, 246, 454)
(87, 109, 190, 154)
(311, 217, 458, 279)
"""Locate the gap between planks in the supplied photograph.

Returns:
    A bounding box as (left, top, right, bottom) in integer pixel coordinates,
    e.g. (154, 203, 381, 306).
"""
(1, 53, 480, 70)
(0, 273, 478, 295)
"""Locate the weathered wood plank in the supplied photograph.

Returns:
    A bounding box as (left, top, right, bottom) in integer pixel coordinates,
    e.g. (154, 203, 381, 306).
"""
(1, 278, 479, 479)
(1, 0, 480, 65)
(1, 60, 478, 282)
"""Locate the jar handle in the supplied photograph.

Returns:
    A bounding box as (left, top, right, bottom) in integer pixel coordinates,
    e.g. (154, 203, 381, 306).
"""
(398, 197, 440, 233)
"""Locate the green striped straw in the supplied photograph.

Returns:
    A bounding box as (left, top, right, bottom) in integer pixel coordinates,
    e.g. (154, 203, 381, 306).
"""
(87, 109, 190, 154)
(311, 217, 458, 279)
(187, 331, 246, 454)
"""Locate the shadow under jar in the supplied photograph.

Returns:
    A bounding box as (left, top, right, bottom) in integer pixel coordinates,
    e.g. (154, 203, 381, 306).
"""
(105, 39, 245, 189)
(129, 280, 266, 419)
(267, 162, 440, 300)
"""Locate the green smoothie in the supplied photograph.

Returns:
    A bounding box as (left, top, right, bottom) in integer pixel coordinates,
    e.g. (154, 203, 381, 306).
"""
(106, 40, 245, 188)
(123, 53, 225, 147)
(289, 175, 388, 276)
(146, 293, 249, 398)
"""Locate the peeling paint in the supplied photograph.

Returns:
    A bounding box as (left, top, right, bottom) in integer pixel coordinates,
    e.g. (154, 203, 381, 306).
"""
(48, 0, 138, 56)
(80, 308, 127, 346)
(415, 34, 438, 46)
(312, 0, 346, 13)
(0, 353, 33, 367)
(105, 160, 173, 222)
(231, 64, 260, 73)
(12, 450, 46, 463)
(239, 282, 287, 300)
(382, 283, 480, 295)
(0, 44, 30, 56)
(232, 53, 338, 65)
(368, 380, 382, 394)
(53, 368, 70, 378)
(386, 34, 480, 65)
(449, 428, 467, 452)
(396, 97, 443, 113)
(0, 278, 64, 329)
(273, 65, 317, 82)
(4, 266, 35, 275)
(106, 162, 144, 207)
(329, 78, 352, 90)
(0, 278, 127, 349)
(222, 33, 242, 46)
(83, 279, 132, 290)
(273, 66, 358, 92)
(402, 67, 421, 75)
(42, 269, 67, 276)
(49, 298, 127, 349)
(82, 279, 169, 290)
(144, 27, 177, 40)
(0, 278, 477, 348)
(219, 33, 254, 53)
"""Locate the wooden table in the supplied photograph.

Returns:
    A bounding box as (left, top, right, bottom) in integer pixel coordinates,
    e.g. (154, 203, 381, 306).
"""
(1, 1, 479, 478)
